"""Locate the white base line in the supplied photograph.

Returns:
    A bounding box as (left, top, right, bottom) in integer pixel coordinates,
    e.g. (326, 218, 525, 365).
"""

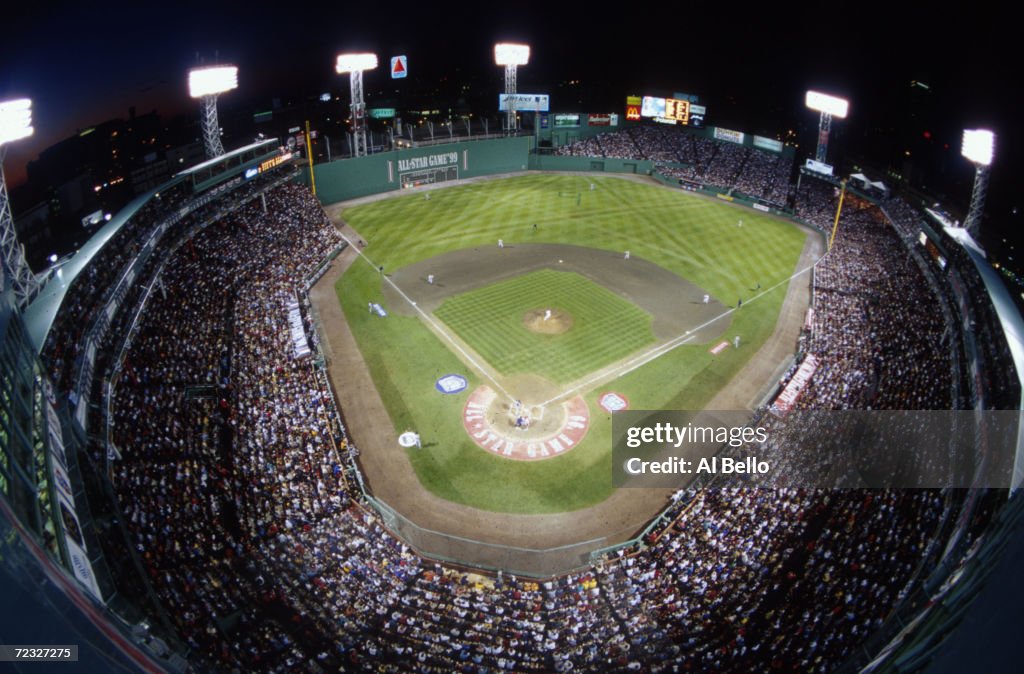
(537, 263, 817, 407)
(341, 225, 815, 410)
(337, 232, 516, 402)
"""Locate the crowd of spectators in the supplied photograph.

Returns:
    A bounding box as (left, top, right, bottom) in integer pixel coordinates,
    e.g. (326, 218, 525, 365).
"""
(84, 175, 979, 672)
(804, 204, 953, 411)
(883, 196, 1020, 409)
(108, 183, 349, 670)
(42, 181, 189, 393)
(42, 169, 295, 399)
(556, 125, 792, 204)
(554, 136, 603, 158)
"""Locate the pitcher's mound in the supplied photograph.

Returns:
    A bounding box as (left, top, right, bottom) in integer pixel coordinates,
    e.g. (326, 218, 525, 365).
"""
(523, 309, 573, 335)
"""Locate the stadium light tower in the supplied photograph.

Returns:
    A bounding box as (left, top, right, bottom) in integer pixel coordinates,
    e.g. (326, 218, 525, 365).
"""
(961, 129, 995, 241)
(495, 43, 529, 136)
(0, 98, 41, 309)
(805, 90, 849, 164)
(188, 65, 238, 158)
(335, 53, 378, 158)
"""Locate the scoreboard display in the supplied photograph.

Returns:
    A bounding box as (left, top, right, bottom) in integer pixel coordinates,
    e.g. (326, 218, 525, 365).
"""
(633, 94, 703, 126)
(664, 98, 690, 124)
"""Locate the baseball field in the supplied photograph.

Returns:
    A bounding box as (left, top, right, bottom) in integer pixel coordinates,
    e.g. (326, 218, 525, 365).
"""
(328, 174, 808, 514)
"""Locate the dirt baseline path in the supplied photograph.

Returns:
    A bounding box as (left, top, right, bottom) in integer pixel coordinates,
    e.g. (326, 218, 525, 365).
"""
(311, 175, 823, 575)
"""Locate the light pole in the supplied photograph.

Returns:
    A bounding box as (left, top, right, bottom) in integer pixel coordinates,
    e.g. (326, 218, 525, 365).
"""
(335, 53, 378, 158)
(805, 90, 849, 164)
(495, 43, 529, 136)
(188, 65, 238, 158)
(0, 98, 40, 309)
(961, 129, 995, 241)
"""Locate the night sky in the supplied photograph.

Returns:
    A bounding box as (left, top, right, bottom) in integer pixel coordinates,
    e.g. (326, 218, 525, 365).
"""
(1, 1, 1019, 238)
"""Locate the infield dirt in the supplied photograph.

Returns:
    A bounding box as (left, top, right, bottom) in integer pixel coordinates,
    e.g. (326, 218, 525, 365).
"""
(311, 178, 823, 574)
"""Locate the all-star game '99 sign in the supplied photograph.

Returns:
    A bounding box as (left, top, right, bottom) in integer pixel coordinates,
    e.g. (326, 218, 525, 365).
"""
(391, 55, 407, 79)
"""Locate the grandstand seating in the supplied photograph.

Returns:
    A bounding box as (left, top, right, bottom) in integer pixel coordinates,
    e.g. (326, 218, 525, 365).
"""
(557, 126, 793, 205)
(45, 176, 992, 672)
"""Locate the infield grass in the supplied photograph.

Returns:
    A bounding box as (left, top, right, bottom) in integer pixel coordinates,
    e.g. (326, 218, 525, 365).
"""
(336, 174, 810, 513)
(434, 269, 655, 383)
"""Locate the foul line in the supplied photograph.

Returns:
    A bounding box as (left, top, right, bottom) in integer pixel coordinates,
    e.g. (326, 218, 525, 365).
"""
(537, 262, 818, 407)
(340, 224, 816, 411)
(337, 232, 516, 402)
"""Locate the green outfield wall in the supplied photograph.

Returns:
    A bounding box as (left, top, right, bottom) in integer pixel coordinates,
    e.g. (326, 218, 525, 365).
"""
(299, 137, 532, 204)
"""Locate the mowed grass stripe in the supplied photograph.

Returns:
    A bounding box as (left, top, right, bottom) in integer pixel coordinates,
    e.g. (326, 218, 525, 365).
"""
(337, 175, 809, 513)
(434, 270, 655, 383)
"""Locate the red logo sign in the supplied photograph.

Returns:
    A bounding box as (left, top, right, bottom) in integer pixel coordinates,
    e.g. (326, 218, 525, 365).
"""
(390, 55, 408, 79)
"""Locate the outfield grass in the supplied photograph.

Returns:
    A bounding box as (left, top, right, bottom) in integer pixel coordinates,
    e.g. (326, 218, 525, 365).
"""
(336, 174, 808, 513)
(434, 269, 655, 383)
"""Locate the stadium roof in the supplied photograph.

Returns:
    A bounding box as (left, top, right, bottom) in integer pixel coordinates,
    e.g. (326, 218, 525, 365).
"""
(176, 138, 279, 177)
(22, 177, 184, 352)
(945, 226, 1024, 490)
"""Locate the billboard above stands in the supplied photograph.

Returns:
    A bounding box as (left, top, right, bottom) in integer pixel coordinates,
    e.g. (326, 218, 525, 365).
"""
(641, 96, 700, 125)
(753, 135, 784, 153)
(664, 98, 690, 124)
(804, 158, 834, 176)
(641, 96, 666, 118)
(714, 127, 745, 144)
(499, 93, 549, 112)
(587, 114, 618, 126)
(625, 96, 641, 120)
(689, 104, 706, 127)
(554, 113, 580, 127)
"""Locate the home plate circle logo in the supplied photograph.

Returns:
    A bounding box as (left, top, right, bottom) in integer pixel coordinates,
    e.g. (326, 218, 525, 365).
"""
(462, 386, 590, 461)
